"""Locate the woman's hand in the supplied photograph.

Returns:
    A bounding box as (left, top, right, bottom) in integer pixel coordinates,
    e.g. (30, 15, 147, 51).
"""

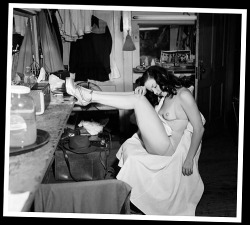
(134, 86, 147, 95)
(182, 158, 194, 176)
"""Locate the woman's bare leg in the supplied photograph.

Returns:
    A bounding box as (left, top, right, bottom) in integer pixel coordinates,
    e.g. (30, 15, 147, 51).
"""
(89, 90, 173, 156)
(66, 78, 173, 155)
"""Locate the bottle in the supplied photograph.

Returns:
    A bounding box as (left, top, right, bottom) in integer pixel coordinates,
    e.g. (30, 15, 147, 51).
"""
(29, 72, 37, 85)
(23, 66, 32, 86)
(10, 85, 37, 148)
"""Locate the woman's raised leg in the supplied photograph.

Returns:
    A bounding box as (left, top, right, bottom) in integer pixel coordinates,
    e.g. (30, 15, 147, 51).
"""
(66, 78, 173, 156)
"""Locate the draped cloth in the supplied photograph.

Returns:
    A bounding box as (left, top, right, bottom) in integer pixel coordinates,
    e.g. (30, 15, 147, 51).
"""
(37, 10, 64, 73)
(34, 180, 132, 214)
(13, 15, 28, 36)
(56, 9, 93, 42)
(116, 97, 205, 216)
(93, 11, 121, 80)
(16, 19, 33, 75)
(69, 16, 112, 82)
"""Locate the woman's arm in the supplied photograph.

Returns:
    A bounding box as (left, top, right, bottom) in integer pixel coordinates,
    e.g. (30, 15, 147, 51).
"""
(179, 89, 205, 176)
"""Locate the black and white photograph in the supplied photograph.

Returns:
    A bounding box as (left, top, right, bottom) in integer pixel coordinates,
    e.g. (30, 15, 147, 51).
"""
(4, 3, 246, 222)
(160, 50, 192, 66)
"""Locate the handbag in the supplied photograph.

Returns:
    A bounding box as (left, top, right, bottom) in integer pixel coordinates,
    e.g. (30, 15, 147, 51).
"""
(54, 134, 109, 182)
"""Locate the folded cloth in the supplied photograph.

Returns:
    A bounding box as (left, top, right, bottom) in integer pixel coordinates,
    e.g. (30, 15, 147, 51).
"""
(34, 179, 131, 214)
(37, 67, 46, 83)
(78, 119, 109, 135)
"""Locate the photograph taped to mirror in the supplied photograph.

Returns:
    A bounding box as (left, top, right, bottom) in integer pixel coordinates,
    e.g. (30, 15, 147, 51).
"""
(160, 50, 191, 67)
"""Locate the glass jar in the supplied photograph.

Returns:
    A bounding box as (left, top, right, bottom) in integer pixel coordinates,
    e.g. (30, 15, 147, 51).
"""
(10, 85, 37, 148)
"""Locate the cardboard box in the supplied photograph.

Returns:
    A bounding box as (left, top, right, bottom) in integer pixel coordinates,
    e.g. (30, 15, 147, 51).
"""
(29, 82, 51, 115)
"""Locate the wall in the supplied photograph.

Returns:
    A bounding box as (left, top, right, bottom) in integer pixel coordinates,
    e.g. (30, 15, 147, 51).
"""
(87, 10, 134, 95)
(91, 10, 134, 133)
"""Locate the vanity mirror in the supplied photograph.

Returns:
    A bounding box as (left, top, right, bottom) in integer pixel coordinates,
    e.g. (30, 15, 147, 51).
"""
(132, 12, 197, 78)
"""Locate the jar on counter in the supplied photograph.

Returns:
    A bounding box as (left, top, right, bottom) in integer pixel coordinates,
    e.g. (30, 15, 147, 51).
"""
(10, 85, 37, 148)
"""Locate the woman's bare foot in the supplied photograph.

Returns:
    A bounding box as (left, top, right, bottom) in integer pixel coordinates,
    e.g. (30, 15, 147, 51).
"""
(65, 77, 93, 106)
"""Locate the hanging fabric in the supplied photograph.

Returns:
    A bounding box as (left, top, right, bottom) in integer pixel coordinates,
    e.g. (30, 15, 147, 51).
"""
(56, 9, 93, 42)
(13, 15, 28, 36)
(37, 10, 64, 73)
(91, 15, 107, 34)
(92, 10, 121, 80)
(16, 18, 33, 75)
(69, 15, 112, 82)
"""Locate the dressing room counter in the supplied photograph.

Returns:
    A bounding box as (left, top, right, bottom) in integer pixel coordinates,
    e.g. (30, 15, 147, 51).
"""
(8, 93, 75, 212)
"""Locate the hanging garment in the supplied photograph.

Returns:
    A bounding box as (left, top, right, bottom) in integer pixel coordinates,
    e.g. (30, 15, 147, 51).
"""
(37, 10, 64, 73)
(56, 9, 93, 42)
(110, 58, 121, 80)
(16, 19, 33, 75)
(91, 15, 106, 34)
(116, 97, 205, 216)
(13, 15, 28, 36)
(69, 19, 112, 82)
(92, 11, 121, 80)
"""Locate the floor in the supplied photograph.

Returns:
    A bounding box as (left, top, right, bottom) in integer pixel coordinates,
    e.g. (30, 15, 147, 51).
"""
(195, 129, 239, 217)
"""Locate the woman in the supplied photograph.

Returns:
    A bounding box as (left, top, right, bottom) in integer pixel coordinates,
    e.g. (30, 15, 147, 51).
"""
(65, 65, 205, 215)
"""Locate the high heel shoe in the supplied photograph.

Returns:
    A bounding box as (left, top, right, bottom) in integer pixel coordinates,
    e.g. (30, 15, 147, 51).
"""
(65, 77, 93, 106)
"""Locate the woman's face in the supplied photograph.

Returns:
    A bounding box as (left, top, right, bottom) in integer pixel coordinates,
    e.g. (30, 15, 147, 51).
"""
(144, 78, 167, 97)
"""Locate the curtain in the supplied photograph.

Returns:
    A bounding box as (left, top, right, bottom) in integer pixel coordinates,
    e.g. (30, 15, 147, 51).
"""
(37, 10, 64, 73)
(16, 19, 33, 75)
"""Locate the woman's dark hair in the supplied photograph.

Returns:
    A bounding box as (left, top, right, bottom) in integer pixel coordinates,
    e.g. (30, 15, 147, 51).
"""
(135, 65, 194, 106)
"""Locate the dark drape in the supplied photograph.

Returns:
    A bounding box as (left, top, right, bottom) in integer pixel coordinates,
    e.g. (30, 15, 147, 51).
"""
(69, 16, 112, 82)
